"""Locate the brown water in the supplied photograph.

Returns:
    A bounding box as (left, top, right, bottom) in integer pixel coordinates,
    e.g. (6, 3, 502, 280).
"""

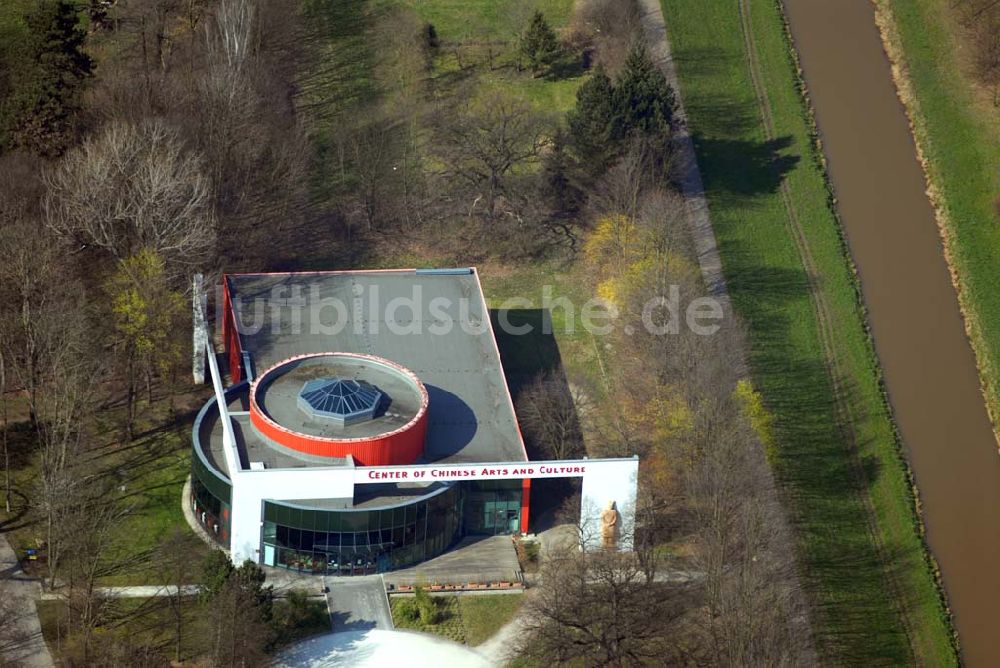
(780, 0, 1000, 664)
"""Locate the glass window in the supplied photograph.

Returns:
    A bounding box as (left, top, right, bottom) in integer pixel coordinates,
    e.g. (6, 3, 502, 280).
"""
(343, 512, 367, 532)
(301, 530, 316, 551)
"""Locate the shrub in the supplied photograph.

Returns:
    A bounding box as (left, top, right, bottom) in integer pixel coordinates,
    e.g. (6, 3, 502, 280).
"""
(413, 586, 439, 625)
(394, 597, 420, 623)
(271, 589, 330, 645)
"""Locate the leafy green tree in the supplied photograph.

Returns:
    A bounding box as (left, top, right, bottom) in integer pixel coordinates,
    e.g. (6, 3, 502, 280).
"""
(566, 66, 617, 174)
(3, 0, 92, 155)
(613, 42, 674, 139)
(520, 10, 560, 74)
(106, 250, 186, 439)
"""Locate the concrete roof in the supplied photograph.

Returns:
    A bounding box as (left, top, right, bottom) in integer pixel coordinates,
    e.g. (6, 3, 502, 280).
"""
(226, 269, 527, 465)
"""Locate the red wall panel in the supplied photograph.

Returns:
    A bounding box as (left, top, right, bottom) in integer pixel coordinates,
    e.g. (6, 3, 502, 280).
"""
(249, 405, 426, 466)
(221, 277, 243, 384)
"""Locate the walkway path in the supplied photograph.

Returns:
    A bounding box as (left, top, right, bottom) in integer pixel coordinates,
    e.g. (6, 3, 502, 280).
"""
(0, 533, 54, 668)
(636, 0, 730, 310)
(326, 576, 394, 633)
(39, 585, 201, 601)
(475, 603, 530, 666)
(383, 536, 520, 588)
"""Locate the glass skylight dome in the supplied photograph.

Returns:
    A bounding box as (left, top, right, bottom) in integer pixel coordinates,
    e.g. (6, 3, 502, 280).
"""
(297, 378, 383, 426)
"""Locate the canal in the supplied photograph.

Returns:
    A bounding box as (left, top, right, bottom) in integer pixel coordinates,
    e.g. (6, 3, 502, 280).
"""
(780, 0, 1000, 664)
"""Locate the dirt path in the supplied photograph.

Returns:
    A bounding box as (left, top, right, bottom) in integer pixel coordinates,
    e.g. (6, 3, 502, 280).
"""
(634, 0, 731, 310)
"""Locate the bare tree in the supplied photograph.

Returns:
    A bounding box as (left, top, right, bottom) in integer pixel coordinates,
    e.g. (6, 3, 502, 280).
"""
(0, 218, 68, 428)
(517, 547, 695, 666)
(34, 341, 100, 591)
(573, 0, 643, 73)
(44, 119, 216, 275)
(61, 490, 132, 665)
(155, 527, 202, 662)
(437, 92, 552, 219)
(195, 0, 309, 265)
(675, 393, 807, 666)
(1, 349, 9, 514)
(349, 114, 403, 232)
(516, 370, 589, 460)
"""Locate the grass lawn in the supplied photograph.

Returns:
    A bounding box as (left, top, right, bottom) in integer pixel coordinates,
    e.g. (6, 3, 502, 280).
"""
(873, 0, 1000, 437)
(396, 0, 575, 40)
(389, 593, 523, 645)
(0, 394, 212, 586)
(660, 0, 956, 663)
(482, 258, 611, 407)
(459, 594, 524, 646)
(297, 0, 585, 215)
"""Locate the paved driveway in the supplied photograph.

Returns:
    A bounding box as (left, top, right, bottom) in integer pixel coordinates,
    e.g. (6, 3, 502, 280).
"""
(0, 534, 54, 667)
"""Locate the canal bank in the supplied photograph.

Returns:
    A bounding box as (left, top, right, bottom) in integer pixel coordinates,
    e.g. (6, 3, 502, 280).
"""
(780, 0, 1000, 664)
(660, 0, 954, 661)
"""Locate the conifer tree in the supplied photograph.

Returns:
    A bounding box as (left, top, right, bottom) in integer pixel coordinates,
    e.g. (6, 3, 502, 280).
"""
(8, 0, 92, 155)
(520, 11, 560, 74)
(613, 42, 675, 139)
(566, 66, 617, 174)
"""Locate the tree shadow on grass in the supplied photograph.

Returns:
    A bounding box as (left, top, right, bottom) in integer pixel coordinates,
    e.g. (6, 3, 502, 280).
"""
(721, 259, 913, 661)
(693, 134, 800, 197)
(542, 54, 587, 82)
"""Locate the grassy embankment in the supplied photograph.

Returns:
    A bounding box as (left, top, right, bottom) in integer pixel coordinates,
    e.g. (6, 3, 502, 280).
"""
(660, 0, 956, 663)
(389, 593, 524, 645)
(872, 0, 1000, 439)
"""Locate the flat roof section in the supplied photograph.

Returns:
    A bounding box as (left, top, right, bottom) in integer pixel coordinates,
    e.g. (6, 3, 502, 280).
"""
(227, 270, 527, 464)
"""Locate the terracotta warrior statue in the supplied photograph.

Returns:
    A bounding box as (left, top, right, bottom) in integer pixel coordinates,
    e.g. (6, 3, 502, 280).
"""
(600, 500, 619, 549)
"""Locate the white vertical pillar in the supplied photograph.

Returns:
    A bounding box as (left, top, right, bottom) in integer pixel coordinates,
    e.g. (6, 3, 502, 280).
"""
(192, 273, 208, 384)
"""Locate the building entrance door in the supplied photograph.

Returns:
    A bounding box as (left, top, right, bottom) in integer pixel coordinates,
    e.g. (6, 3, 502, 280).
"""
(478, 498, 520, 535)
